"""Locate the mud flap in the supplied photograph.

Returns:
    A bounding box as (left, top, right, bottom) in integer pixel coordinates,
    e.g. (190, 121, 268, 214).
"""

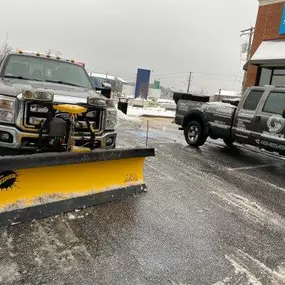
(0, 148, 155, 227)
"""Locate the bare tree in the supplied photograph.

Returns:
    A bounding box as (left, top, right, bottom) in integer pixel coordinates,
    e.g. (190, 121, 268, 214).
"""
(55, 50, 62, 57)
(45, 49, 62, 57)
(0, 35, 12, 61)
(45, 49, 52, 56)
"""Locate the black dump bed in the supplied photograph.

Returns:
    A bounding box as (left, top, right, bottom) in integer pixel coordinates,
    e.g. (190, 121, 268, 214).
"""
(173, 92, 210, 104)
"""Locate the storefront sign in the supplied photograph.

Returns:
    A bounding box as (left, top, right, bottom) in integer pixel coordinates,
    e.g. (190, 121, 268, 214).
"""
(279, 3, 285, 34)
(135, 68, 151, 99)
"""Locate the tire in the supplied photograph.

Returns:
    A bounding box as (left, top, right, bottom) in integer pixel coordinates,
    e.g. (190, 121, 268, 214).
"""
(223, 137, 235, 148)
(184, 120, 207, 147)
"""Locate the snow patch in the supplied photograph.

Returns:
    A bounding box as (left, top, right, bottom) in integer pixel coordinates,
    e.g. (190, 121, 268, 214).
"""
(212, 191, 285, 232)
(2, 231, 13, 250)
(225, 254, 262, 285)
(67, 213, 76, 220)
(32, 221, 92, 275)
(127, 106, 175, 118)
(67, 213, 84, 220)
(215, 250, 285, 284)
(234, 250, 285, 284)
(0, 262, 21, 284)
(117, 109, 141, 123)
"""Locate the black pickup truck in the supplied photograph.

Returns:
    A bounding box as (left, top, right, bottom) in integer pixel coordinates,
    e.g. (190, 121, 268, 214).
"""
(174, 86, 285, 154)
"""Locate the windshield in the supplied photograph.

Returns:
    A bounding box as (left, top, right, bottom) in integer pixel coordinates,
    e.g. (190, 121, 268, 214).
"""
(3, 54, 93, 89)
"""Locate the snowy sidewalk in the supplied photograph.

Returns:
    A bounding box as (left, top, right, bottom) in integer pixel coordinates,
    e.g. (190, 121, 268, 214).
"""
(126, 106, 175, 118)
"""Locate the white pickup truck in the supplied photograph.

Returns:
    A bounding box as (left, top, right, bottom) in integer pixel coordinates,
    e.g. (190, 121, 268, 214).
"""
(0, 50, 117, 154)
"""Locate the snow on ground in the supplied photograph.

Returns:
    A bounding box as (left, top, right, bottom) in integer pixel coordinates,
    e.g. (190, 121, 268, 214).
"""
(116, 109, 141, 124)
(127, 106, 175, 118)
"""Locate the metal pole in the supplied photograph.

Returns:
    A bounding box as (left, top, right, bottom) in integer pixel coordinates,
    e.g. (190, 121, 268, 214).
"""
(187, 72, 192, 93)
(241, 27, 255, 92)
(146, 120, 149, 147)
(247, 27, 254, 61)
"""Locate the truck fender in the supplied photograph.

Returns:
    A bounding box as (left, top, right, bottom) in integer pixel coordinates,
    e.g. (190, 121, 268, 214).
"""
(182, 110, 209, 135)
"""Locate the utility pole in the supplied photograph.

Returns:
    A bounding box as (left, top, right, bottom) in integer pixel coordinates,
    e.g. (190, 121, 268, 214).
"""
(240, 27, 255, 92)
(187, 72, 192, 93)
(241, 27, 255, 61)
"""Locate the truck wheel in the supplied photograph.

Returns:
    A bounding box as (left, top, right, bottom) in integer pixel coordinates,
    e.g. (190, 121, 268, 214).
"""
(223, 137, 235, 148)
(184, 121, 207, 147)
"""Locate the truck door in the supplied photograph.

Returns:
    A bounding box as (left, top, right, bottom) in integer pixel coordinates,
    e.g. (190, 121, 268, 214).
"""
(253, 91, 285, 153)
(232, 89, 264, 145)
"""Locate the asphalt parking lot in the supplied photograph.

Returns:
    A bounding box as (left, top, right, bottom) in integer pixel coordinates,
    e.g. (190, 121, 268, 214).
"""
(1, 118, 285, 285)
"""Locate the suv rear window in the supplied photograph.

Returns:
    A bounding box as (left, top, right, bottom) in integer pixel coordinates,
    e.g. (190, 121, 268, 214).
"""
(263, 92, 285, 115)
(242, 90, 264, 111)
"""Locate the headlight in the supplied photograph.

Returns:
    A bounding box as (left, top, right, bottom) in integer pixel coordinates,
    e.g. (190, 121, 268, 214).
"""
(23, 90, 54, 102)
(87, 96, 106, 107)
(0, 96, 15, 123)
(105, 108, 117, 130)
(0, 98, 14, 110)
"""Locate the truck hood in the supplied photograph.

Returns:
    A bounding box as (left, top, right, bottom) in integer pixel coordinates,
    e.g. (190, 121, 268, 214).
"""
(0, 78, 103, 103)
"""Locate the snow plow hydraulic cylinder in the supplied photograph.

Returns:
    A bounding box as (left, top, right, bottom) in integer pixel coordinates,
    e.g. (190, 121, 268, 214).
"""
(0, 148, 155, 227)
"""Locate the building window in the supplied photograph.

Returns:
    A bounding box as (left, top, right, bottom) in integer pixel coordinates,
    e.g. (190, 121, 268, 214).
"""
(258, 68, 272, 86)
(263, 92, 285, 115)
(243, 90, 264, 111)
(258, 68, 285, 87)
(271, 69, 285, 86)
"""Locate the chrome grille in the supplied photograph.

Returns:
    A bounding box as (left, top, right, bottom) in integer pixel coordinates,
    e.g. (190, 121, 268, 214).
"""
(23, 101, 103, 132)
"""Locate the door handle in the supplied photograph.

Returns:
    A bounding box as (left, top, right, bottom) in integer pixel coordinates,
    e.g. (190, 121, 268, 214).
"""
(254, 115, 261, 123)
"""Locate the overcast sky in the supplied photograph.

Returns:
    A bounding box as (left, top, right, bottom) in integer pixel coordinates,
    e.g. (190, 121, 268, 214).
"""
(0, 0, 258, 94)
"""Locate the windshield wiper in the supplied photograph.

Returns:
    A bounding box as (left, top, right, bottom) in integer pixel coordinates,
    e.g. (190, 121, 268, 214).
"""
(44, 80, 82, 88)
(3, 75, 42, 81)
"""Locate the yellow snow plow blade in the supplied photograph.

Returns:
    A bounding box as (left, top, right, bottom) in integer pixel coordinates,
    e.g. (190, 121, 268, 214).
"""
(0, 148, 155, 226)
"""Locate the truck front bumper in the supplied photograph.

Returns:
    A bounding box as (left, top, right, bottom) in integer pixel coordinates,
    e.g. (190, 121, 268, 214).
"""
(0, 125, 117, 150)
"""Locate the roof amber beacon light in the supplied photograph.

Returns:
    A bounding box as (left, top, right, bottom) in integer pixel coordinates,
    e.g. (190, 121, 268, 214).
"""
(36, 52, 41, 56)
(18, 50, 23, 54)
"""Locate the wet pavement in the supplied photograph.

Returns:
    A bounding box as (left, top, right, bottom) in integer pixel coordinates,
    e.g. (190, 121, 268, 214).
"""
(1, 117, 285, 284)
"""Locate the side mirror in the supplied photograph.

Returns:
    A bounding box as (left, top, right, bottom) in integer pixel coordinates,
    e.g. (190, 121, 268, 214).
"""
(282, 108, 285, 118)
(95, 83, 112, 99)
(101, 83, 112, 98)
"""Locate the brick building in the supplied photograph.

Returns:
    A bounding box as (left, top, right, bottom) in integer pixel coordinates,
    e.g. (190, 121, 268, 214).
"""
(245, 0, 285, 88)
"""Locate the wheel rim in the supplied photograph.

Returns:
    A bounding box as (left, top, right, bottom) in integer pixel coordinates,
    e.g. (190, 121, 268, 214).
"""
(188, 125, 199, 142)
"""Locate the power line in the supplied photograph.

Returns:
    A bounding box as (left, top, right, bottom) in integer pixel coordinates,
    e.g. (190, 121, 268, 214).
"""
(119, 70, 243, 80)
(193, 72, 243, 79)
